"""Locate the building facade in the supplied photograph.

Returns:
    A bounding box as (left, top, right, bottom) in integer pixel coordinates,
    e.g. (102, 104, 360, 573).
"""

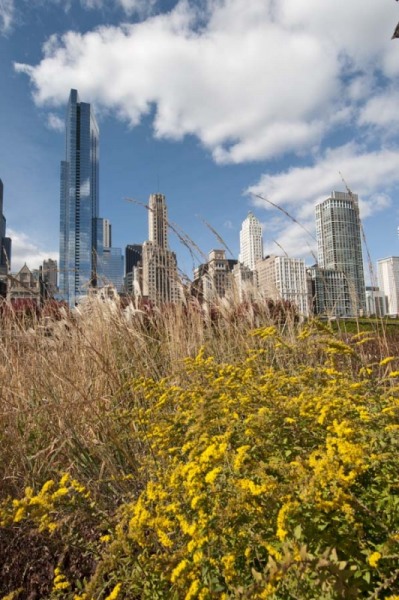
(40, 258, 58, 298)
(0, 179, 12, 279)
(377, 257, 399, 316)
(308, 266, 350, 317)
(59, 89, 100, 306)
(315, 191, 365, 315)
(256, 255, 309, 316)
(239, 212, 263, 271)
(193, 250, 237, 302)
(365, 286, 388, 317)
(142, 194, 181, 304)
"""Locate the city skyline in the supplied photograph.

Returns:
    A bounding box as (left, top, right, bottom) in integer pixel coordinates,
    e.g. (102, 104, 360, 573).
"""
(1, 1, 399, 275)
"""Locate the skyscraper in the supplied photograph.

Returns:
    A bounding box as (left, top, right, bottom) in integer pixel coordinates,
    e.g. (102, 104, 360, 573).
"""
(142, 194, 180, 304)
(0, 179, 12, 278)
(239, 212, 263, 271)
(59, 89, 99, 306)
(315, 191, 365, 315)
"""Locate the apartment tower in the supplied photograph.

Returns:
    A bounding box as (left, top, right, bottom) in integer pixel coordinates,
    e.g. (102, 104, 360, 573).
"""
(315, 191, 365, 315)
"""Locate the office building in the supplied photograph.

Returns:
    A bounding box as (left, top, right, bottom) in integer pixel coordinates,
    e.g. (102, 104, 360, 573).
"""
(377, 257, 399, 316)
(125, 244, 142, 276)
(95, 217, 124, 293)
(308, 266, 350, 317)
(125, 244, 143, 295)
(40, 258, 58, 298)
(256, 255, 309, 316)
(0, 179, 12, 278)
(239, 212, 263, 271)
(315, 191, 365, 315)
(59, 89, 100, 306)
(232, 262, 255, 302)
(142, 194, 181, 303)
(193, 250, 237, 302)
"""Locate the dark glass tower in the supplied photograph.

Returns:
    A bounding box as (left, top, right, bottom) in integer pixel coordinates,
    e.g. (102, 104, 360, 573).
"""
(0, 179, 12, 277)
(59, 89, 99, 306)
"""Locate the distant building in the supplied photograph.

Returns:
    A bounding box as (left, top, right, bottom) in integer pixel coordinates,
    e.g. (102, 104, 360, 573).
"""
(193, 249, 237, 302)
(59, 89, 100, 306)
(96, 218, 124, 293)
(308, 266, 351, 317)
(232, 262, 255, 302)
(365, 286, 388, 317)
(40, 258, 58, 298)
(239, 212, 263, 271)
(0, 178, 12, 279)
(125, 244, 143, 295)
(8, 264, 40, 303)
(125, 244, 142, 276)
(377, 257, 399, 316)
(142, 194, 181, 303)
(315, 191, 365, 315)
(256, 255, 309, 316)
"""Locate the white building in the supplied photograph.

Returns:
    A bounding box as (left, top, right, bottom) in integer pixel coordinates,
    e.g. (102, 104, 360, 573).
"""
(315, 191, 365, 316)
(256, 255, 309, 316)
(239, 212, 263, 272)
(365, 286, 388, 317)
(377, 257, 399, 316)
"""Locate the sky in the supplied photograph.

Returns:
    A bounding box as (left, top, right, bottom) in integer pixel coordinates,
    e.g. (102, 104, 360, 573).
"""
(1, 0, 399, 282)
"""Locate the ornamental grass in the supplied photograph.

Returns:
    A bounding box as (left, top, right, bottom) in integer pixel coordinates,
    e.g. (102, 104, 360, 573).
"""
(1, 297, 399, 598)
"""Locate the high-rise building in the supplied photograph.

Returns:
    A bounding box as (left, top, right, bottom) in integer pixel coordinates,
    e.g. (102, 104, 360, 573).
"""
(40, 258, 58, 298)
(59, 89, 100, 306)
(0, 179, 12, 279)
(125, 244, 142, 276)
(315, 191, 365, 315)
(256, 255, 310, 316)
(95, 217, 124, 293)
(125, 244, 143, 295)
(142, 194, 181, 304)
(377, 257, 399, 316)
(308, 266, 350, 317)
(239, 212, 263, 271)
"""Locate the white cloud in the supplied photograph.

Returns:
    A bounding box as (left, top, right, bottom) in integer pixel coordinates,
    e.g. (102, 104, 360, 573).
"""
(246, 143, 399, 262)
(14, 0, 399, 163)
(359, 89, 399, 129)
(8, 229, 58, 273)
(0, 0, 14, 33)
(47, 112, 64, 131)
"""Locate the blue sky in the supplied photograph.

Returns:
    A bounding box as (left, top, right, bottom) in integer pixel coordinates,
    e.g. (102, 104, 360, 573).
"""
(1, 0, 399, 281)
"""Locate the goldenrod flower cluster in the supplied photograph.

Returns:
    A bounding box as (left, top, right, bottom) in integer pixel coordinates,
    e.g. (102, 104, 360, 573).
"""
(2, 322, 399, 598)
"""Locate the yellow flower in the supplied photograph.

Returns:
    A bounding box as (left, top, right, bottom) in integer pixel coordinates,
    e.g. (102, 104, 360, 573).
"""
(104, 583, 122, 600)
(368, 551, 381, 568)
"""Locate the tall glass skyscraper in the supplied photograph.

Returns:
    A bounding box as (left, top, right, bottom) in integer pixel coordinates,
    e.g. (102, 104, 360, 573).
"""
(59, 89, 99, 306)
(315, 191, 366, 315)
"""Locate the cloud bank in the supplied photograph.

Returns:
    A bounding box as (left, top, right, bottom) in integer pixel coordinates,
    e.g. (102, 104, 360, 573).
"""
(14, 0, 399, 164)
